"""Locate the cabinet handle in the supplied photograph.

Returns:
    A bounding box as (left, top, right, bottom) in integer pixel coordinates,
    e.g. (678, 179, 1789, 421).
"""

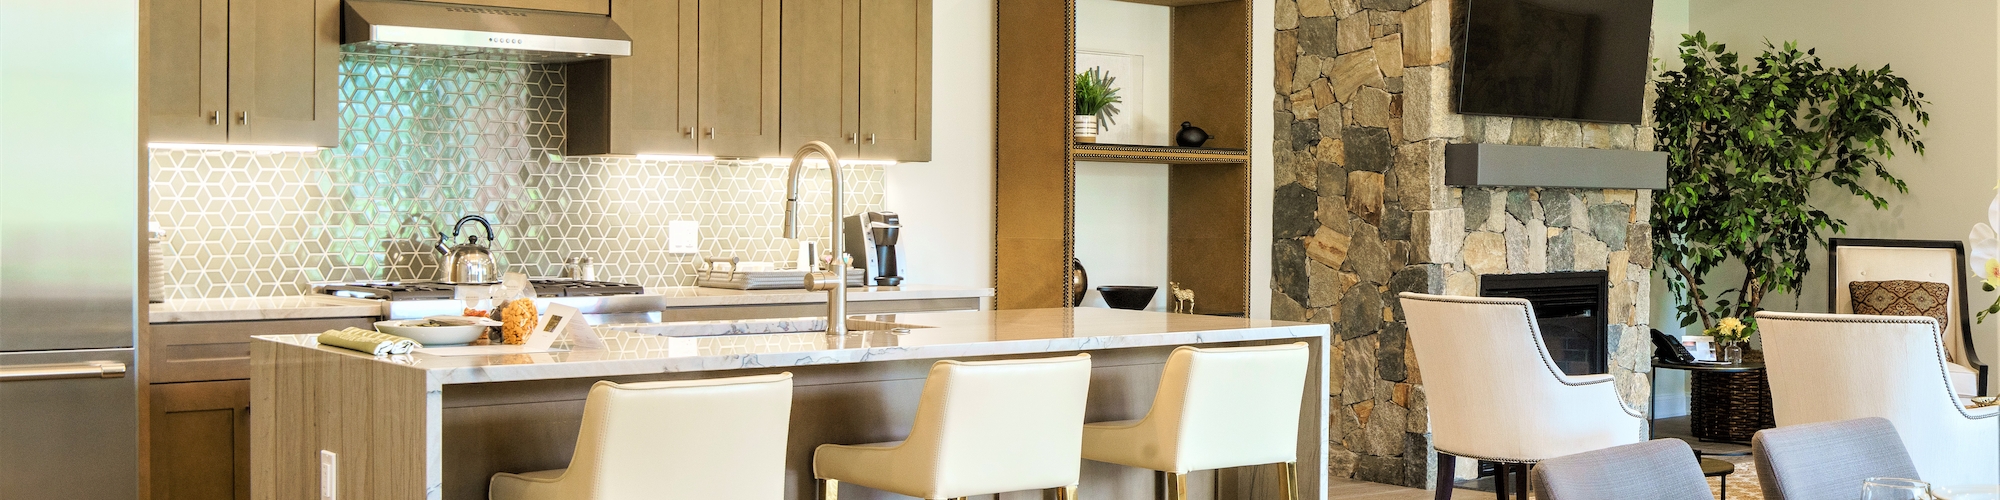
(0, 362, 126, 382)
(868, 133, 877, 145)
(684, 127, 695, 136)
(706, 127, 716, 138)
(209, 111, 220, 125)
(847, 133, 858, 144)
(236, 111, 248, 126)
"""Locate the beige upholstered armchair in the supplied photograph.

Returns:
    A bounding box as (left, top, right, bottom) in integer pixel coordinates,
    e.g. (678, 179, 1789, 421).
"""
(1756, 312, 2000, 486)
(1828, 238, 1989, 397)
(1400, 293, 1647, 499)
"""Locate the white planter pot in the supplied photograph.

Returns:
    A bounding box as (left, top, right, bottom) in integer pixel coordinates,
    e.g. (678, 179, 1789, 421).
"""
(1073, 115, 1098, 143)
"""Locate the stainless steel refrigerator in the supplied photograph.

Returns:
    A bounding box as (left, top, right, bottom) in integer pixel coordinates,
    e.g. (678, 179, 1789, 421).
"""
(0, 0, 142, 497)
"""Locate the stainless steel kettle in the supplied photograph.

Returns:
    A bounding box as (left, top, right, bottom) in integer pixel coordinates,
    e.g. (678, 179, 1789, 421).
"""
(434, 215, 501, 284)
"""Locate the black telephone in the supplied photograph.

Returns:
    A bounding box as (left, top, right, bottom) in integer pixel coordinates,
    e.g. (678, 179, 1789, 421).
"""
(1650, 329, 1697, 364)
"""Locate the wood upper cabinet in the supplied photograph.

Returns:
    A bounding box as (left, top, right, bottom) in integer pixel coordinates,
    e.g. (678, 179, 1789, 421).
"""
(698, 0, 783, 157)
(779, 0, 860, 158)
(569, 0, 699, 156)
(147, 0, 230, 144)
(857, 0, 930, 161)
(146, 0, 338, 148)
(780, 0, 930, 162)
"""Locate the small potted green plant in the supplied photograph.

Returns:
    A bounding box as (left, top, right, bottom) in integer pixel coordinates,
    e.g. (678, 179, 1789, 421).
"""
(1074, 67, 1122, 143)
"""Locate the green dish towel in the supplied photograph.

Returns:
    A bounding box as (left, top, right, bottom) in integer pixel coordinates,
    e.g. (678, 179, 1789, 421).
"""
(317, 327, 421, 356)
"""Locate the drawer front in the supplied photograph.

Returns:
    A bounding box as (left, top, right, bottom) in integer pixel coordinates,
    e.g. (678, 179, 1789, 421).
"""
(148, 317, 376, 383)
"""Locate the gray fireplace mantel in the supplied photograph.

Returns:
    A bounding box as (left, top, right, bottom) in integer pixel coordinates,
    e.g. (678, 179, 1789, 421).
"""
(1444, 143, 1667, 190)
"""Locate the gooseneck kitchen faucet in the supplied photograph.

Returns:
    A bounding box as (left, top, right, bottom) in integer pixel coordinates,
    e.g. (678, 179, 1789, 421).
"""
(783, 141, 849, 336)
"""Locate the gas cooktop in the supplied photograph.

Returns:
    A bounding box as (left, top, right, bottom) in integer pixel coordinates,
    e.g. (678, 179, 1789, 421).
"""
(319, 279, 646, 301)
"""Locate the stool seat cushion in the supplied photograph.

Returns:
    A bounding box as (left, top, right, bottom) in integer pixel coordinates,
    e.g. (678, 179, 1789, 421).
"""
(1079, 343, 1311, 475)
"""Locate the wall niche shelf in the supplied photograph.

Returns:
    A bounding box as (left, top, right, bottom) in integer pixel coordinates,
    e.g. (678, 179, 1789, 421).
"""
(1072, 143, 1250, 164)
(993, 0, 1252, 316)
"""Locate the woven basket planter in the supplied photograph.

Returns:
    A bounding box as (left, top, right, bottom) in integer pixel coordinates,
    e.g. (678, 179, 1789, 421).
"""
(1689, 365, 1776, 442)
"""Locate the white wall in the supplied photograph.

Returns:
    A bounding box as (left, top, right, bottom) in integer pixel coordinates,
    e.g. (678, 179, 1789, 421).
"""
(1682, 0, 2000, 392)
(888, 0, 1276, 319)
(881, 0, 995, 290)
(1072, 0, 1175, 310)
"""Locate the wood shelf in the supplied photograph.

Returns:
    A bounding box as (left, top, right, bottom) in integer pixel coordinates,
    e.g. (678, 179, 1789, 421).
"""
(995, 0, 1251, 316)
(1072, 143, 1249, 164)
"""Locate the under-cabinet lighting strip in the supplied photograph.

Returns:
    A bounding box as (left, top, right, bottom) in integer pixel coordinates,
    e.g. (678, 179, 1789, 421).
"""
(634, 154, 718, 162)
(756, 157, 899, 167)
(148, 143, 326, 153)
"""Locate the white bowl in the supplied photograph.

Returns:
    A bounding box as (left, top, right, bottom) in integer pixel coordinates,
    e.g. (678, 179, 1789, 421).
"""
(374, 320, 486, 346)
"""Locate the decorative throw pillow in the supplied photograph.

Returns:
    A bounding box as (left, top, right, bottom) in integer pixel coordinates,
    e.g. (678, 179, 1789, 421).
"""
(1850, 279, 1952, 329)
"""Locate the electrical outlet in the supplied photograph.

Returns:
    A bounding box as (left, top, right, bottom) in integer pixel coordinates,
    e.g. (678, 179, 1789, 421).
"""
(668, 220, 700, 254)
(320, 450, 337, 500)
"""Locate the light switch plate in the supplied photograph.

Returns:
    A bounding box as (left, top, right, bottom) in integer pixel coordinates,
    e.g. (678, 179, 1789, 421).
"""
(320, 450, 337, 499)
(668, 220, 699, 254)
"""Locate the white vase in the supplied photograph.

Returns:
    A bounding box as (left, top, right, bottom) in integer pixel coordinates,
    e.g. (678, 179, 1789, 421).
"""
(1073, 115, 1098, 143)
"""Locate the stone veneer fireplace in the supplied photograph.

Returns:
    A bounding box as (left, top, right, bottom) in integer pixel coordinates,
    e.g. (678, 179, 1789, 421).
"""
(1270, 0, 1658, 488)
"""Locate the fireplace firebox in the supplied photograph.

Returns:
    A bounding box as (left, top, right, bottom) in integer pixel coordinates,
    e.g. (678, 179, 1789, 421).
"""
(1479, 271, 1610, 376)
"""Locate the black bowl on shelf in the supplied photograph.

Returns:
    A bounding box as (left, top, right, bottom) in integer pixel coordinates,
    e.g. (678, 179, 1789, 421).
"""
(1096, 286, 1158, 311)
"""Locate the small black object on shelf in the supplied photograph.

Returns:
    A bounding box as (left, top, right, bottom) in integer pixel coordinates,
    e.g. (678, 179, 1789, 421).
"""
(1175, 122, 1209, 147)
(1096, 286, 1158, 310)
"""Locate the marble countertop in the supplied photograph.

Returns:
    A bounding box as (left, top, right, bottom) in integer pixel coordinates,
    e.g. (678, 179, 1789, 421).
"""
(153, 284, 994, 323)
(253, 308, 1329, 386)
(148, 295, 385, 323)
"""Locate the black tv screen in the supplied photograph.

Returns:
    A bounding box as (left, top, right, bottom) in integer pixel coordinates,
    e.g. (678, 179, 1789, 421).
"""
(1455, 0, 1655, 124)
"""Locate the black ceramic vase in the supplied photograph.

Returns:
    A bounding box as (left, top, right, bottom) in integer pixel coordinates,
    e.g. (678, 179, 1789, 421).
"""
(1175, 122, 1210, 147)
(1097, 286, 1158, 310)
(1070, 259, 1088, 307)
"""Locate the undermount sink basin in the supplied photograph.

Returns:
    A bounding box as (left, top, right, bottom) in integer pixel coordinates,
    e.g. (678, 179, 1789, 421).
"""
(606, 317, 932, 338)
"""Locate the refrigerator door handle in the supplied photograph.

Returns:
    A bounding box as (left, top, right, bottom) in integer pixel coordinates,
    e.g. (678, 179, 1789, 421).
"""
(0, 362, 127, 382)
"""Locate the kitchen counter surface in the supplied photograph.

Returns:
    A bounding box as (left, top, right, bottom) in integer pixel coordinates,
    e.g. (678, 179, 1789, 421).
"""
(151, 284, 993, 323)
(254, 307, 1326, 386)
(147, 295, 384, 323)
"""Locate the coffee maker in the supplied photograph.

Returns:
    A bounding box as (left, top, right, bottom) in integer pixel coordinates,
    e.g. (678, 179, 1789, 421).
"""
(843, 211, 903, 286)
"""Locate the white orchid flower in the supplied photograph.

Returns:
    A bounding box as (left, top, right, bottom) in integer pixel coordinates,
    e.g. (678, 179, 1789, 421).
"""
(1973, 192, 2000, 290)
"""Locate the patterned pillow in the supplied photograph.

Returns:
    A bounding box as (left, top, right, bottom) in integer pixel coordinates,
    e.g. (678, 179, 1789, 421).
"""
(1850, 280, 1952, 329)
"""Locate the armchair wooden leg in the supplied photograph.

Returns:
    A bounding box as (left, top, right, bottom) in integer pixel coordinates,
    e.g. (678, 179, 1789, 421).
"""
(1494, 462, 1510, 500)
(1435, 453, 1456, 500)
(818, 478, 838, 500)
(1513, 464, 1528, 499)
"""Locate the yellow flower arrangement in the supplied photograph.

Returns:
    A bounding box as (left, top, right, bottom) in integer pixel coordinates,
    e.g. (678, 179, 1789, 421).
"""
(1708, 317, 1751, 343)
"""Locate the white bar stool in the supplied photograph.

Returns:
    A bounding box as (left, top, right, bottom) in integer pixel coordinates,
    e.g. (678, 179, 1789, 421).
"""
(814, 354, 1093, 500)
(1080, 343, 1311, 500)
(488, 373, 794, 500)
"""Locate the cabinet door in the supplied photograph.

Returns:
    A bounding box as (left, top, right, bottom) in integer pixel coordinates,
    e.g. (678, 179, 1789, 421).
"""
(569, 0, 699, 156)
(150, 380, 250, 500)
(227, 0, 338, 147)
(147, 0, 229, 145)
(857, 0, 930, 161)
(697, 0, 782, 157)
(779, 0, 860, 158)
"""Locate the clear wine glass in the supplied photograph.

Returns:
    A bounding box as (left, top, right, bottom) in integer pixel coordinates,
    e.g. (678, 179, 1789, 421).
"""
(1863, 477, 1934, 500)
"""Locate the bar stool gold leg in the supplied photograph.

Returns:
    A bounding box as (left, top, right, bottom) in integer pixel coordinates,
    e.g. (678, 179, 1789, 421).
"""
(1045, 484, 1076, 500)
(1280, 462, 1299, 500)
(1165, 472, 1188, 500)
(818, 479, 839, 500)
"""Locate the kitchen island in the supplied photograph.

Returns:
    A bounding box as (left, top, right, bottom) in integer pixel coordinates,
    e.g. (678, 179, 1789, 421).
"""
(249, 308, 1330, 500)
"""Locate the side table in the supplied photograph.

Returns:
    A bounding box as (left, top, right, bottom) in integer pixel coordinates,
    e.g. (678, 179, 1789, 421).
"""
(1700, 458, 1736, 499)
(1650, 359, 1776, 446)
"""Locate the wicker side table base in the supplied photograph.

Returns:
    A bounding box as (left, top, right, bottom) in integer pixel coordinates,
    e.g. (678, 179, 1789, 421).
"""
(1689, 369, 1776, 442)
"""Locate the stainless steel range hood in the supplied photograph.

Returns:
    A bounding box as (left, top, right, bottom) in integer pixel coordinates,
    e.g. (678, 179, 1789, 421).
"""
(342, 0, 631, 63)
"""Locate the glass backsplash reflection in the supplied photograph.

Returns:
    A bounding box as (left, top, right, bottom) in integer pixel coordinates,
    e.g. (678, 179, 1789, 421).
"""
(148, 55, 882, 300)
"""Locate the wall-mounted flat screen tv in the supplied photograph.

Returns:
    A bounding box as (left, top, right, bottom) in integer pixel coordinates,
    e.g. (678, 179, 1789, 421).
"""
(1455, 0, 1655, 124)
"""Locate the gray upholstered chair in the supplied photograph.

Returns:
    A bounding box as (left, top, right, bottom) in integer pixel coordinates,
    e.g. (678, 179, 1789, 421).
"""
(1752, 417, 1921, 500)
(1529, 439, 1713, 500)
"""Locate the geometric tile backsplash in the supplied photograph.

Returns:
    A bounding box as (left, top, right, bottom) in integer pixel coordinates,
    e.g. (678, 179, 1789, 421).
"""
(150, 54, 883, 299)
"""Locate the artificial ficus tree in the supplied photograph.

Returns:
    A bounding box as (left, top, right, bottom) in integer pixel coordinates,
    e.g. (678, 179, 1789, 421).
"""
(1651, 32, 1929, 333)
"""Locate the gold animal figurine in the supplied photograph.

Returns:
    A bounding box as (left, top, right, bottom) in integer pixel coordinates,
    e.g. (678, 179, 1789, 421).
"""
(1168, 282, 1196, 314)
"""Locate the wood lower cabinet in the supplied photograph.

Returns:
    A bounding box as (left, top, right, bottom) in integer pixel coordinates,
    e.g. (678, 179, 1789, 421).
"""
(780, 0, 931, 162)
(146, 0, 339, 147)
(150, 381, 250, 500)
(144, 317, 375, 500)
